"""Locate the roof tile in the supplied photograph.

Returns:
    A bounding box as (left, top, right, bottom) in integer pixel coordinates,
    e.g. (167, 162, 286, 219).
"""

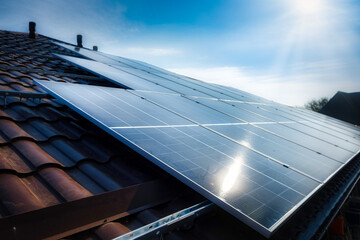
(94, 222, 130, 240)
(0, 145, 32, 173)
(39, 168, 93, 201)
(0, 174, 45, 215)
(13, 140, 61, 169)
(0, 119, 32, 140)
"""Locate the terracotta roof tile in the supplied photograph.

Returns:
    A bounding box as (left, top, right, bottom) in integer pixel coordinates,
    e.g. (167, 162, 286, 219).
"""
(0, 136, 5, 145)
(0, 119, 32, 140)
(0, 174, 45, 215)
(0, 29, 180, 236)
(39, 168, 93, 201)
(13, 140, 60, 169)
(20, 174, 62, 207)
(3, 104, 77, 122)
(0, 145, 33, 173)
(94, 222, 130, 240)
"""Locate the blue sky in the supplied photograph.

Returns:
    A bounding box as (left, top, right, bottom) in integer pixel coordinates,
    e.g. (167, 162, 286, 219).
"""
(1, 0, 359, 106)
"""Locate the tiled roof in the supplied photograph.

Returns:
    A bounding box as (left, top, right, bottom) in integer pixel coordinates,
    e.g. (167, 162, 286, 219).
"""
(0, 30, 208, 239)
(0, 29, 359, 240)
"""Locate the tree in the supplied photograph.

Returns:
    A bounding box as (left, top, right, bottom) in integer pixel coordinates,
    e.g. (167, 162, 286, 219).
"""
(305, 97, 329, 112)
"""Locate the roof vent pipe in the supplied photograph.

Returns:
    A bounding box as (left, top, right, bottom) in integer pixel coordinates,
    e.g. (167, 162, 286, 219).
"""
(29, 22, 36, 39)
(76, 34, 83, 48)
(93, 46, 98, 51)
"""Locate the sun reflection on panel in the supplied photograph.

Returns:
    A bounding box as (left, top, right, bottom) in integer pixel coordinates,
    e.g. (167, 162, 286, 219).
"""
(220, 158, 242, 198)
(240, 140, 250, 148)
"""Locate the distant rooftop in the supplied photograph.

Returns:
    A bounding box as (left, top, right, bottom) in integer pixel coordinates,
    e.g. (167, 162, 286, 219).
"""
(320, 91, 360, 126)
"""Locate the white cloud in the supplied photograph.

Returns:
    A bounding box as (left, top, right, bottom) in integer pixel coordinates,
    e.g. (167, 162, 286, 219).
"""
(123, 47, 181, 56)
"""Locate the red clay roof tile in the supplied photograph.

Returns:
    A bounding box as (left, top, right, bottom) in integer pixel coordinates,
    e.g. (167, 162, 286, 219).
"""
(0, 119, 33, 140)
(0, 174, 45, 215)
(13, 140, 61, 168)
(94, 222, 130, 240)
(39, 168, 93, 201)
(0, 145, 33, 173)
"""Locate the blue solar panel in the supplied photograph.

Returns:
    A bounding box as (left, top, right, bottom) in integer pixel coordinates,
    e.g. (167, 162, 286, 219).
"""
(55, 54, 175, 93)
(256, 122, 356, 163)
(259, 105, 360, 144)
(46, 43, 360, 236)
(54, 42, 270, 103)
(223, 101, 360, 152)
(114, 125, 319, 229)
(209, 124, 342, 182)
(283, 106, 360, 137)
(36, 79, 360, 237)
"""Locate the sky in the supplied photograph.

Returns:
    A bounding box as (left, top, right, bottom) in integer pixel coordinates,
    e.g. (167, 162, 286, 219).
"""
(1, 0, 359, 106)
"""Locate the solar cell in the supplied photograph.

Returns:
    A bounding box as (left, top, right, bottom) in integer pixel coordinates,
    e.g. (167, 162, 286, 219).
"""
(36, 80, 360, 237)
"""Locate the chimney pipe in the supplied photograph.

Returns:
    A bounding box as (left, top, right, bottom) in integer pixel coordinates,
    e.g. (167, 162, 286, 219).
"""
(76, 34, 83, 48)
(29, 22, 36, 39)
(93, 46, 98, 51)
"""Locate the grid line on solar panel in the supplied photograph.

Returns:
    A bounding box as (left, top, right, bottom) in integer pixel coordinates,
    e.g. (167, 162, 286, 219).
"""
(110, 122, 302, 129)
(288, 107, 360, 136)
(115, 63, 269, 104)
(287, 113, 360, 143)
(126, 90, 326, 183)
(131, 90, 357, 182)
(108, 64, 216, 98)
(208, 124, 343, 182)
(37, 81, 196, 128)
(241, 103, 360, 151)
(214, 99, 359, 153)
(154, 72, 259, 102)
(268, 103, 360, 134)
(141, 92, 349, 165)
(113, 126, 321, 230)
(54, 43, 252, 101)
(57, 51, 249, 101)
(136, 89, 275, 106)
(54, 42, 273, 104)
(176, 75, 272, 103)
(257, 104, 360, 144)
(55, 54, 182, 94)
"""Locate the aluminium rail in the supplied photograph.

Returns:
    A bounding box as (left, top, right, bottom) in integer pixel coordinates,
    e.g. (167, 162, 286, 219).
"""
(115, 201, 214, 240)
(0, 90, 50, 107)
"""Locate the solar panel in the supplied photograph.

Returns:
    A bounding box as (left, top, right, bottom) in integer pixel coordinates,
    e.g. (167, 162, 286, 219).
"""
(55, 54, 176, 93)
(259, 105, 360, 143)
(36, 79, 360, 237)
(53, 42, 271, 103)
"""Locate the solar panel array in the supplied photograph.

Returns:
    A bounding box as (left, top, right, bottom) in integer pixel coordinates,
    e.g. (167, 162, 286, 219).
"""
(38, 42, 360, 237)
